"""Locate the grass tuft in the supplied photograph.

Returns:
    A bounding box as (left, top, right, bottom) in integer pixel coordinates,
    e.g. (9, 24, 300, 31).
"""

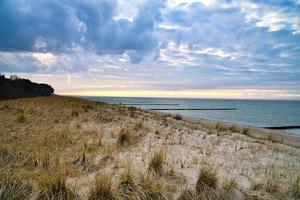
(36, 171, 76, 199)
(135, 174, 174, 200)
(88, 173, 115, 200)
(289, 176, 300, 199)
(178, 189, 198, 200)
(0, 176, 33, 200)
(33, 150, 50, 169)
(196, 166, 218, 191)
(118, 164, 136, 199)
(16, 114, 26, 123)
(149, 148, 165, 175)
(262, 171, 279, 193)
(195, 165, 222, 199)
(117, 127, 138, 147)
(71, 109, 79, 117)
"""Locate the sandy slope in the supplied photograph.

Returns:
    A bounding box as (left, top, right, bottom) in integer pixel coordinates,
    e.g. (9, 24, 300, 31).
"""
(0, 96, 299, 200)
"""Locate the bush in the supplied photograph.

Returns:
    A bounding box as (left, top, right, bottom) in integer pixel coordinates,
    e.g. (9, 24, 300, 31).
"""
(229, 125, 238, 133)
(173, 114, 182, 120)
(242, 128, 249, 135)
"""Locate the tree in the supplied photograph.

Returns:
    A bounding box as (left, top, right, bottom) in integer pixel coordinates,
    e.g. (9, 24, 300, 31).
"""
(0, 74, 54, 100)
(10, 74, 19, 80)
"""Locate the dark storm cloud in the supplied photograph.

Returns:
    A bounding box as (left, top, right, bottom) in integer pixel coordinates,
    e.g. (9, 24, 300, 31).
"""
(0, 0, 165, 61)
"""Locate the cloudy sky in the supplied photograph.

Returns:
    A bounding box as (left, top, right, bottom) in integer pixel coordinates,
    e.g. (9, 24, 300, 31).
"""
(1, 0, 300, 99)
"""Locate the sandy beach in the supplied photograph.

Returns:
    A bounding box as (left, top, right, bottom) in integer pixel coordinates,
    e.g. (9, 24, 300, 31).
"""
(0, 96, 299, 200)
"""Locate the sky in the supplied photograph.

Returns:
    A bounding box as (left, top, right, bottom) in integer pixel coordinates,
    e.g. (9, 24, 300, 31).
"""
(1, 0, 300, 99)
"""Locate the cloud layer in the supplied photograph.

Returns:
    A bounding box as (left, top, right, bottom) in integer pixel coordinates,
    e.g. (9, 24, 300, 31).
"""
(0, 0, 300, 98)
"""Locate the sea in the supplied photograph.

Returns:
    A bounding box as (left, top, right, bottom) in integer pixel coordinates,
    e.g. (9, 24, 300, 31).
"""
(81, 96, 300, 135)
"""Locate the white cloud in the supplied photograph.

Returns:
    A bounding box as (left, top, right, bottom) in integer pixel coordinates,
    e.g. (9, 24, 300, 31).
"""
(31, 53, 57, 66)
(113, 0, 143, 21)
(168, 0, 217, 8)
(158, 41, 238, 67)
(239, 1, 300, 34)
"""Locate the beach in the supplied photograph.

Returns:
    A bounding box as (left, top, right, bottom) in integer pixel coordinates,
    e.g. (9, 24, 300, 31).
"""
(0, 96, 299, 200)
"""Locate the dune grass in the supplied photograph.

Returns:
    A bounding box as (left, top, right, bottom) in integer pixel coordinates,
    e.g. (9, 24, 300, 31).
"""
(118, 127, 136, 147)
(88, 173, 115, 200)
(0, 96, 299, 200)
(36, 170, 77, 200)
(149, 148, 166, 175)
(0, 176, 33, 200)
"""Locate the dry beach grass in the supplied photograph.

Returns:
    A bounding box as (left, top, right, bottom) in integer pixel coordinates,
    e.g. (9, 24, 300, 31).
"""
(0, 96, 299, 199)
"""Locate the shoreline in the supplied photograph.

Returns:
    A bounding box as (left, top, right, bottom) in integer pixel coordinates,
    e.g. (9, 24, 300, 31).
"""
(127, 104, 300, 148)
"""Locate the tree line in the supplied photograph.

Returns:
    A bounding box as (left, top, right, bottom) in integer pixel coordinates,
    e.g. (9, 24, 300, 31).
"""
(0, 74, 54, 100)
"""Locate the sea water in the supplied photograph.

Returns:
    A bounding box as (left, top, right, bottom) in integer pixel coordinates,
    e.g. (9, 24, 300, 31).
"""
(82, 96, 300, 135)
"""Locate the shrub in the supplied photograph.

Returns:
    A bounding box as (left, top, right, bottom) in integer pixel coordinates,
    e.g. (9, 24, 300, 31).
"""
(229, 125, 238, 133)
(173, 114, 182, 120)
(215, 123, 227, 132)
(242, 128, 249, 135)
(149, 148, 165, 175)
(88, 173, 115, 200)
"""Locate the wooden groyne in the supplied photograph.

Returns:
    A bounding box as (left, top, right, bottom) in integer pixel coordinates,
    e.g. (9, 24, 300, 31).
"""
(149, 108, 237, 111)
(122, 103, 180, 106)
(264, 125, 300, 130)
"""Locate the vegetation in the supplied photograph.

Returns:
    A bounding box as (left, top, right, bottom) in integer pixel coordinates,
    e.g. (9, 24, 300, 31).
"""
(88, 173, 115, 200)
(173, 114, 182, 120)
(36, 171, 77, 199)
(149, 148, 166, 175)
(117, 127, 137, 147)
(0, 74, 54, 100)
(0, 95, 299, 200)
(196, 166, 218, 191)
(0, 176, 33, 200)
